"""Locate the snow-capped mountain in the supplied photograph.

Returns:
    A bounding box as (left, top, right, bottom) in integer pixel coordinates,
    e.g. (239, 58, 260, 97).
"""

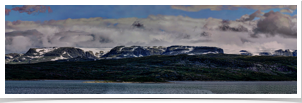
(5, 45, 297, 64)
(239, 50, 253, 56)
(162, 45, 223, 55)
(256, 49, 297, 56)
(5, 47, 101, 64)
(78, 47, 112, 58)
(102, 46, 166, 58)
(102, 45, 223, 58)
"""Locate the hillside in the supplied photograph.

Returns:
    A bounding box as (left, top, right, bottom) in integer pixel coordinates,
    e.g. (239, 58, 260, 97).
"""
(5, 54, 297, 82)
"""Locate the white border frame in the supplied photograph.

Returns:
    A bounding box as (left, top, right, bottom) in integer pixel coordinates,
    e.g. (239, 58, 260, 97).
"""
(1, 0, 301, 98)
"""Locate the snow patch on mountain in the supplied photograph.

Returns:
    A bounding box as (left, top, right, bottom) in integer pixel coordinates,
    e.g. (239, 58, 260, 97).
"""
(201, 51, 219, 54)
(119, 47, 124, 51)
(182, 47, 194, 53)
(27, 56, 43, 59)
(51, 55, 67, 61)
(132, 47, 138, 51)
(78, 47, 112, 55)
(7, 56, 13, 59)
(35, 47, 58, 55)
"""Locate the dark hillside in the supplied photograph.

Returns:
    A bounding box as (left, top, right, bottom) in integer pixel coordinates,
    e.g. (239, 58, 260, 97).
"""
(6, 54, 297, 82)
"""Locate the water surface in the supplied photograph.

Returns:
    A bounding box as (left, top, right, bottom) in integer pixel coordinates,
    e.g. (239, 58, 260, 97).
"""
(5, 80, 297, 94)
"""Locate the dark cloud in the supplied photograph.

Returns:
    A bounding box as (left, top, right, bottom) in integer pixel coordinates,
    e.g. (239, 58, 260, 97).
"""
(10, 5, 52, 15)
(5, 30, 44, 53)
(99, 36, 112, 43)
(240, 38, 252, 43)
(5, 8, 11, 15)
(256, 11, 296, 38)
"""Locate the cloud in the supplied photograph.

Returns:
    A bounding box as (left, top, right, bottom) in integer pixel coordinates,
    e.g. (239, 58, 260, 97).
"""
(5, 20, 42, 32)
(239, 5, 296, 10)
(171, 5, 223, 11)
(5, 8, 11, 15)
(48, 31, 112, 47)
(6, 36, 36, 53)
(237, 10, 264, 22)
(5, 29, 44, 37)
(246, 10, 264, 21)
(5, 30, 44, 53)
(5, 14, 297, 54)
(171, 5, 297, 12)
(201, 31, 296, 55)
(280, 9, 294, 13)
(256, 11, 296, 38)
(9, 5, 52, 15)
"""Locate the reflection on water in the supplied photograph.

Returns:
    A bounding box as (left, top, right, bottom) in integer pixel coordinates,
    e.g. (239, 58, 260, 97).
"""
(5, 80, 297, 94)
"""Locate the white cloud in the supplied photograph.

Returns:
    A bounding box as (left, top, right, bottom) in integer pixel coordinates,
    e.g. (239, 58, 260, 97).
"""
(5, 36, 33, 53)
(5, 14, 297, 55)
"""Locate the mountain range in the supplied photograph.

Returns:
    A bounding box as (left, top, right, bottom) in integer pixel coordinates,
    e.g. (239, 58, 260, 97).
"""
(5, 45, 297, 64)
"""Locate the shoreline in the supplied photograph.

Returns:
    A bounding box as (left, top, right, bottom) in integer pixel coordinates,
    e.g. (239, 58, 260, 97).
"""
(5, 79, 298, 82)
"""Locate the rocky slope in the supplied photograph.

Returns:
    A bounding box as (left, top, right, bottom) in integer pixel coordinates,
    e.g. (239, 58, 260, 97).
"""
(5, 47, 100, 64)
(239, 50, 253, 56)
(162, 45, 223, 55)
(101, 45, 224, 58)
(101, 46, 166, 58)
(5, 45, 297, 64)
(259, 52, 272, 56)
(258, 49, 297, 56)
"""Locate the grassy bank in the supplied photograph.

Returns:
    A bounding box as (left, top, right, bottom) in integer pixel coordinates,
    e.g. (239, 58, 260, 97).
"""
(5, 54, 297, 82)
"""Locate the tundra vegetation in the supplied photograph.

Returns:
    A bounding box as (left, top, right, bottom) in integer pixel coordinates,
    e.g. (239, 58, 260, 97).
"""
(5, 54, 297, 82)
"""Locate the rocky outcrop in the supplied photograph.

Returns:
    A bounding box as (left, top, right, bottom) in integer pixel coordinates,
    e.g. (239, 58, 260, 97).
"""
(293, 50, 297, 56)
(95, 51, 105, 58)
(284, 49, 293, 56)
(273, 49, 293, 56)
(6, 47, 99, 64)
(23, 47, 57, 56)
(44, 47, 85, 57)
(102, 46, 165, 58)
(162, 45, 223, 55)
(85, 51, 98, 59)
(240, 50, 252, 56)
(101, 45, 223, 58)
(259, 52, 272, 56)
(5, 53, 22, 59)
(258, 49, 297, 56)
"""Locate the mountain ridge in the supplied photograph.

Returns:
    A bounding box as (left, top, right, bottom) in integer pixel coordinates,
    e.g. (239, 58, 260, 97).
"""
(5, 45, 297, 64)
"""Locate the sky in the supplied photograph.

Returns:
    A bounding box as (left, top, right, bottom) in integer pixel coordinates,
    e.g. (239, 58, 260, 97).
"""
(5, 5, 298, 55)
(5, 5, 297, 22)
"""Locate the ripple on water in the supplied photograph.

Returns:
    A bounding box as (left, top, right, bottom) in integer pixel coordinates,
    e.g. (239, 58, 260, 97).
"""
(5, 81, 296, 94)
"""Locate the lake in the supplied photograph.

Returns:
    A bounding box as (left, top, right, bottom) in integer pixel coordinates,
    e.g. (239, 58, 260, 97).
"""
(5, 80, 297, 94)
